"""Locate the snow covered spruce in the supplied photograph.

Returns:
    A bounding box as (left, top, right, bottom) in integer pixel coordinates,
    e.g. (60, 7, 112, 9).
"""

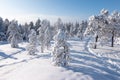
(52, 29, 70, 66)
(37, 19, 51, 53)
(52, 19, 70, 66)
(7, 20, 23, 48)
(27, 29, 38, 55)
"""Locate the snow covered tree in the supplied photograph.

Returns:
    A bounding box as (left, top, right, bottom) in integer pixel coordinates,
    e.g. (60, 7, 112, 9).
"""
(72, 22, 81, 37)
(18, 24, 24, 34)
(52, 19, 70, 66)
(77, 20, 87, 40)
(64, 22, 73, 38)
(54, 18, 65, 35)
(52, 29, 70, 66)
(37, 19, 49, 53)
(29, 21, 34, 30)
(2, 19, 10, 34)
(7, 20, 22, 48)
(107, 11, 120, 47)
(44, 20, 52, 49)
(22, 23, 31, 41)
(0, 17, 3, 32)
(69, 23, 74, 37)
(55, 18, 64, 30)
(84, 9, 109, 49)
(96, 9, 120, 47)
(0, 32, 6, 41)
(0, 17, 4, 41)
(38, 26, 44, 53)
(84, 15, 100, 49)
(35, 19, 41, 35)
(27, 29, 38, 55)
(0, 18, 8, 41)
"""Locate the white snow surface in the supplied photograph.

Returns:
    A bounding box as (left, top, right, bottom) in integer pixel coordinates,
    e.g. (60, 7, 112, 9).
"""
(0, 38, 120, 80)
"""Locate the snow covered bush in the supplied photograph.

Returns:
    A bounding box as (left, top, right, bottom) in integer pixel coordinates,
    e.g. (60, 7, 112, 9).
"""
(27, 29, 38, 55)
(52, 29, 70, 66)
(7, 20, 22, 48)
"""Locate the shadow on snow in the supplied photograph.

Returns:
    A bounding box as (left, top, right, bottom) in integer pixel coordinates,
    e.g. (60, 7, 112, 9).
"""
(66, 39, 120, 80)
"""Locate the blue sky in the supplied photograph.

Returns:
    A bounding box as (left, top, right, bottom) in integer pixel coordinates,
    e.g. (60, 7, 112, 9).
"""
(0, 0, 119, 23)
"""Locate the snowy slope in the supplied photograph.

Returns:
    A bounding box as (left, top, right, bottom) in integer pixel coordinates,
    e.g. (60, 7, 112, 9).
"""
(0, 39, 120, 80)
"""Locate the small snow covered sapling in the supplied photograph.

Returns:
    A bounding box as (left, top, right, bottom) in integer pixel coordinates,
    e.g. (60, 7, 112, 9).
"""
(27, 29, 38, 55)
(52, 29, 70, 66)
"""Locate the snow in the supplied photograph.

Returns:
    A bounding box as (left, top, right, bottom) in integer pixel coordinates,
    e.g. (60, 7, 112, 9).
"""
(0, 38, 120, 80)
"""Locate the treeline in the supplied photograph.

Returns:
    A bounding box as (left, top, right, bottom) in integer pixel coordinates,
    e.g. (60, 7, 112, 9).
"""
(0, 17, 88, 42)
(0, 9, 120, 50)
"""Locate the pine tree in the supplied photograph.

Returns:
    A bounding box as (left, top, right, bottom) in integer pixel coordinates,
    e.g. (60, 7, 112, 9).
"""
(35, 19, 41, 35)
(64, 22, 73, 38)
(77, 21, 87, 40)
(27, 29, 38, 55)
(22, 23, 31, 41)
(37, 20, 48, 53)
(44, 20, 52, 50)
(52, 19, 70, 66)
(7, 20, 22, 48)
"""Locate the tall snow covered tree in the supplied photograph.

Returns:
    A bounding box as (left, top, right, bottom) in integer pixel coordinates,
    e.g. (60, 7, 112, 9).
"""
(0, 17, 3, 32)
(35, 19, 41, 35)
(54, 18, 65, 34)
(2, 19, 10, 35)
(29, 21, 34, 30)
(69, 23, 74, 37)
(44, 20, 52, 50)
(84, 15, 100, 49)
(97, 9, 110, 45)
(37, 19, 50, 53)
(0, 32, 6, 41)
(0, 17, 4, 41)
(52, 19, 70, 66)
(52, 29, 70, 66)
(72, 22, 80, 37)
(95, 9, 120, 47)
(84, 9, 109, 49)
(22, 23, 31, 41)
(77, 20, 87, 40)
(107, 11, 120, 47)
(27, 29, 38, 55)
(37, 27, 44, 53)
(64, 22, 73, 38)
(7, 20, 22, 48)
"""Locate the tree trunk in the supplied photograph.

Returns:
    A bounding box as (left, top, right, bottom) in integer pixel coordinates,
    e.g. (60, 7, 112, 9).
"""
(94, 35, 98, 49)
(111, 30, 114, 47)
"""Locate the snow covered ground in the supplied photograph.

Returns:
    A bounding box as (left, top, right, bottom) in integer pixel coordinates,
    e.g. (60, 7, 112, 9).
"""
(0, 39, 120, 80)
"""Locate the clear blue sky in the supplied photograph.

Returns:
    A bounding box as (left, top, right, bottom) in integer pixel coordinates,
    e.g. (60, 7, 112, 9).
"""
(0, 0, 120, 23)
